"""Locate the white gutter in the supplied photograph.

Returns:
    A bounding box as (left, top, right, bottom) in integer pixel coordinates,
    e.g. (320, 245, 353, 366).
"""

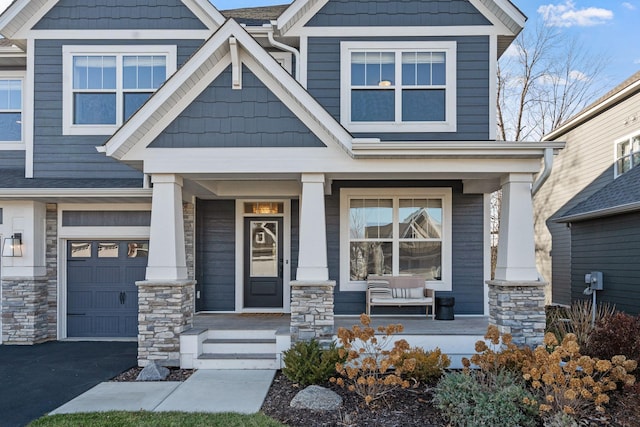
(268, 21, 300, 82)
(531, 147, 554, 196)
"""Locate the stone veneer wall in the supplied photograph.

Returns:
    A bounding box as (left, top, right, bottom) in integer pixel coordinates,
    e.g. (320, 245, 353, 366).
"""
(1, 277, 50, 344)
(137, 280, 196, 367)
(290, 280, 335, 343)
(45, 203, 58, 340)
(487, 280, 546, 347)
(183, 202, 195, 280)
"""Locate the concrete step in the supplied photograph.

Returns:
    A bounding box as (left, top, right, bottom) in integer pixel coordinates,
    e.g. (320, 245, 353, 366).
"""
(193, 353, 279, 370)
(202, 338, 277, 354)
(205, 329, 278, 340)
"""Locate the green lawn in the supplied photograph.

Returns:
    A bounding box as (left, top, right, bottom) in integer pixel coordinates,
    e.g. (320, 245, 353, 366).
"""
(28, 411, 285, 427)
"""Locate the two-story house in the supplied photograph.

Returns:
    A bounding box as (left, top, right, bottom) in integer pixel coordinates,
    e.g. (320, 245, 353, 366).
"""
(535, 71, 640, 314)
(0, 0, 560, 367)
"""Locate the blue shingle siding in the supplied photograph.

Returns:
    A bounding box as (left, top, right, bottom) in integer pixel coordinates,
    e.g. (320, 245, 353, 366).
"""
(307, 0, 491, 27)
(570, 212, 640, 316)
(326, 181, 485, 315)
(196, 199, 236, 312)
(32, 39, 203, 180)
(62, 210, 151, 226)
(307, 36, 490, 141)
(33, 0, 207, 30)
(149, 66, 326, 148)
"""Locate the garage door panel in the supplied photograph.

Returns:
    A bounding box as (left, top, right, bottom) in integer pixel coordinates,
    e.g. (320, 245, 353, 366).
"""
(67, 265, 93, 282)
(95, 266, 123, 284)
(68, 291, 92, 310)
(95, 316, 120, 334)
(95, 290, 122, 309)
(67, 240, 148, 338)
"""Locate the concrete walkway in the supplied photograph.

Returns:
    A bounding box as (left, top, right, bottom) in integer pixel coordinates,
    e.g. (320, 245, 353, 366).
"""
(51, 369, 276, 415)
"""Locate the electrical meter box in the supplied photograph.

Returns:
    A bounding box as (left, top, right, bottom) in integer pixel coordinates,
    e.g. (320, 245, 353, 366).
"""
(588, 271, 603, 290)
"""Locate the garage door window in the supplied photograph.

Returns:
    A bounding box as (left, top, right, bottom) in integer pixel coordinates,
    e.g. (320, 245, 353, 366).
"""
(70, 242, 91, 257)
(98, 242, 119, 257)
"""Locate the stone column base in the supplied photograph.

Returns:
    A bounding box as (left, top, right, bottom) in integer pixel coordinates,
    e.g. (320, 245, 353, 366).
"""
(1, 276, 51, 344)
(486, 280, 547, 347)
(136, 279, 196, 367)
(290, 280, 335, 343)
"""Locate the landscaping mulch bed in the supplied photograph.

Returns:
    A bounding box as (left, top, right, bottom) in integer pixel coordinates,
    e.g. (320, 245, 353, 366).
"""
(111, 366, 195, 382)
(261, 371, 445, 427)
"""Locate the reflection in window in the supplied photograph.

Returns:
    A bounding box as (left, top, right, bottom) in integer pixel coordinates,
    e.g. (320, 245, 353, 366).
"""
(70, 242, 91, 258)
(0, 79, 22, 142)
(98, 242, 118, 258)
(348, 196, 444, 281)
(127, 242, 149, 258)
(616, 134, 640, 177)
(250, 221, 278, 277)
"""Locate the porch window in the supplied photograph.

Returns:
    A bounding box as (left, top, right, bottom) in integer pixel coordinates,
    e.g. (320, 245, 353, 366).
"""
(340, 188, 452, 292)
(615, 133, 640, 177)
(62, 45, 176, 135)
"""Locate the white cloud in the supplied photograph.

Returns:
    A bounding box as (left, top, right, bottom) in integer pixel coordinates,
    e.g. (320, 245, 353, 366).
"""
(538, 1, 614, 27)
(568, 70, 589, 81)
(622, 2, 636, 10)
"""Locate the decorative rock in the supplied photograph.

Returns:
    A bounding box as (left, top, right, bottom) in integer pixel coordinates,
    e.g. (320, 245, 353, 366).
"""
(290, 385, 343, 411)
(136, 361, 170, 381)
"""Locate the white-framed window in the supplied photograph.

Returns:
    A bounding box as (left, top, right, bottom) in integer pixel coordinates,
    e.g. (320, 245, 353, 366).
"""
(62, 45, 177, 135)
(340, 41, 456, 133)
(0, 72, 23, 143)
(615, 132, 640, 177)
(339, 188, 452, 292)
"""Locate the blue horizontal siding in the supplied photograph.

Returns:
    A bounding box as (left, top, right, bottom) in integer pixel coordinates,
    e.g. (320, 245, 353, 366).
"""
(0, 151, 25, 170)
(307, 0, 490, 27)
(32, 39, 203, 180)
(307, 36, 490, 141)
(150, 66, 325, 148)
(34, 0, 207, 30)
(326, 180, 485, 315)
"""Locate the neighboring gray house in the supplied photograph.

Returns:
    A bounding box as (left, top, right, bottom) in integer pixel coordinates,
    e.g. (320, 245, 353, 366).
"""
(0, 0, 558, 367)
(535, 71, 640, 310)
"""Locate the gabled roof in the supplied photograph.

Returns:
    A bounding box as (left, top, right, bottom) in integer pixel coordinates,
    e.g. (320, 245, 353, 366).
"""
(556, 165, 640, 223)
(101, 18, 353, 162)
(221, 4, 289, 26)
(0, 0, 226, 40)
(277, 0, 526, 38)
(544, 71, 640, 141)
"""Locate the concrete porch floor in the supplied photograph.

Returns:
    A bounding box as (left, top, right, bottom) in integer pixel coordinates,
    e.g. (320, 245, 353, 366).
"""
(192, 313, 489, 335)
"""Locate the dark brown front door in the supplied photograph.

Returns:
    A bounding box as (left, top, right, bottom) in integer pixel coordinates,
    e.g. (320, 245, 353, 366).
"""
(244, 218, 283, 308)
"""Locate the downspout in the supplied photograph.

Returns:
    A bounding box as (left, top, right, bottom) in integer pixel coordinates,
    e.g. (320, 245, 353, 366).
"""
(267, 21, 301, 83)
(531, 147, 554, 196)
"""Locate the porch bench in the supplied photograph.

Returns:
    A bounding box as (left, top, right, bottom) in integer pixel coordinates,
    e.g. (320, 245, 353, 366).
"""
(366, 275, 435, 319)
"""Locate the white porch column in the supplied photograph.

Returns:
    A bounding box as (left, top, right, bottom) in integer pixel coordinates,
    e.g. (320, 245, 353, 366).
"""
(296, 173, 329, 281)
(495, 173, 538, 281)
(146, 174, 187, 281)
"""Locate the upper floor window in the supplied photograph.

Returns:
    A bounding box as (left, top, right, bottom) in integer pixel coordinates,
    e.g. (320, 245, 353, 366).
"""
(341, 41, 456, 133)
(615, 133, 640, 177)
(63, 45, 176, 135)
(0, 75, 22, 143)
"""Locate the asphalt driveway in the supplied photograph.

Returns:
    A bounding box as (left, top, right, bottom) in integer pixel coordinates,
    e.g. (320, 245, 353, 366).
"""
(0, 341, 136, 427)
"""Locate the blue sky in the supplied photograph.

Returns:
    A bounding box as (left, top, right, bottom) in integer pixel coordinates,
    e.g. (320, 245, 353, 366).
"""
(0, 0, 637, 89)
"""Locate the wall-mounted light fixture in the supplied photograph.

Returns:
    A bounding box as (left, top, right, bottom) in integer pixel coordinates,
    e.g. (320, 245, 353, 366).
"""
(2, 233, 22, 257)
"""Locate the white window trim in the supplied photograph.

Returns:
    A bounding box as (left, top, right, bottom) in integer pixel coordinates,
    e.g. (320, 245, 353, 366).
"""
(339, 187, 452, 292)
(62, 45, 177, 136)
(0, 70, 25, 148)
(340, 41, 457, 133)
(614, 130, 640, 178)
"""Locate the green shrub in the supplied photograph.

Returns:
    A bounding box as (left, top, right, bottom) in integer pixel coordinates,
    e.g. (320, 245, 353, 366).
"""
(399, 346, 450, 384)
(584, 312, 640, 364)
(434, 369, 539, 427)
(282, 339, 344, 386)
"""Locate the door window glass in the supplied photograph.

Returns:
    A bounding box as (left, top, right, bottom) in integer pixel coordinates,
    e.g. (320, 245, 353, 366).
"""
(250, 221, 278, 277)
(70, 242, 91, 258)
(98, 242, 119, 258)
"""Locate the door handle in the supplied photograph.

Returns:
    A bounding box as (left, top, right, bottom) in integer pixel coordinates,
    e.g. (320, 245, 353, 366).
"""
(119, 292, 125, 305)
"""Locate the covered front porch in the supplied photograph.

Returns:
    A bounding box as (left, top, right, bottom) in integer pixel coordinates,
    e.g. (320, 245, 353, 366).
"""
(179, 313, 489, 370)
